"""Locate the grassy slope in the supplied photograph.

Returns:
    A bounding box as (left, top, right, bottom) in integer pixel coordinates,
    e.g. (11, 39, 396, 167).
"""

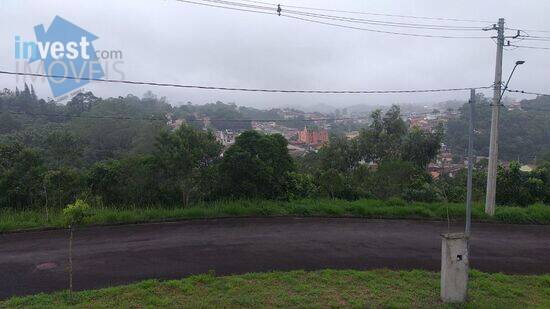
(1, 199, 549, 233)
(3, 269, 549, 308)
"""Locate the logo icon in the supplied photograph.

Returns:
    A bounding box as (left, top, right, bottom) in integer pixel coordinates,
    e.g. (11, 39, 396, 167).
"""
(15, 16, 106, 97)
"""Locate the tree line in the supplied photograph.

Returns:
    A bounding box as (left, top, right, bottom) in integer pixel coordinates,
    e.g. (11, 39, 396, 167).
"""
(445, 94, 550, 163)
(1, 86, 549, 210)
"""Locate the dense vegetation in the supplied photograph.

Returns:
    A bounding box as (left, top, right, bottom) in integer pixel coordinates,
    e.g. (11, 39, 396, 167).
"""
(445, 94, 550, 162)
(3, 269, 549, 308)
(1, 86, 549, 214)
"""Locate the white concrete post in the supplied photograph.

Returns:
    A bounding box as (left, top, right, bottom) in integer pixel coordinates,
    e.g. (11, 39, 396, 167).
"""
(485, 18, 505, 216)
(441, 232, 469, 303)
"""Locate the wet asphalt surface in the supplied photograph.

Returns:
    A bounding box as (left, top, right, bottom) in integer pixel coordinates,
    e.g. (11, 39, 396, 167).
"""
(1, 217, 549, 299)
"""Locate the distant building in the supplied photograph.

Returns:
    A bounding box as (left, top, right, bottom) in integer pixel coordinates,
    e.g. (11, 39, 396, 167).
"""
(297, 126, 328, 146)
(215, 129, 237, 146)
(408, 116, 430, 131)
(345, 131, 360, 140)
(427, 160, 465, 179)
(507, 101, 522, 111)
(166, 113, 185, 130)
(407, 112, 450, 133)
(171, 119, 185, 130)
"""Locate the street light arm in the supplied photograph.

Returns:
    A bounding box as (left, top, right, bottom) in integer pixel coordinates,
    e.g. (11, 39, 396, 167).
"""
(501, 65, 518, 96)
(497, 62, 523, 106)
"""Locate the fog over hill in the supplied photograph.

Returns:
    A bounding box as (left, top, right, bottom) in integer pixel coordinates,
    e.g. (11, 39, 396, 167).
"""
(1, 0, 548, 108)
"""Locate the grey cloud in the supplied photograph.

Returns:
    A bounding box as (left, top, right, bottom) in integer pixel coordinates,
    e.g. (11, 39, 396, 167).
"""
(0, 0, 549, 109)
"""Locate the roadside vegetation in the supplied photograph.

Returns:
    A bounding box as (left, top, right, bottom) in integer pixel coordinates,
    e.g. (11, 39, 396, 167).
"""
(2, 199, 549, 232)
(3, 269, 549, 308)
(2, 89, 550, 213)
(2, 88, 549, 235)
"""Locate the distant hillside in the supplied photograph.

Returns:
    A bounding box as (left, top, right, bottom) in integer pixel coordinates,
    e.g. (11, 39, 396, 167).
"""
(0, 87, 297, 164)
(445, 94, 550, 163)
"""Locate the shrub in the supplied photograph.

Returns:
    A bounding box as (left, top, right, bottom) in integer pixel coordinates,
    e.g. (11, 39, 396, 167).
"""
(63, 199, 91, 227)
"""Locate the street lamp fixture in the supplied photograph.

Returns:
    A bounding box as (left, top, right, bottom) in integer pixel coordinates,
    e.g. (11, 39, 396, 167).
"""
(497, 60, 525, 105)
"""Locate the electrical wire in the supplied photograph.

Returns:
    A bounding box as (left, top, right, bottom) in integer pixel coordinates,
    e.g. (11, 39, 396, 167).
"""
(176, 0, 276, 16)
(200, 0, 487, 30)
(285, 11, 485, 30)
(488, 28, 550, 50)
(522, 34, 550, 39)
(180, 0, 550, 42)
(506, 89, 550, 96)
(519, 108, 550, 112)
(520, 37, 550, 42)
(176, 0, 492, 39)
(283, 10, 487, 31)
(238, 0, 493, 23)
(506, 29, 550, 46)
(0, 70, 491, 94)
(508, 44, 550, 50)
(507, 27, 550, 34)
(515, 32, 550, 42)
(281, 14, 490, 39)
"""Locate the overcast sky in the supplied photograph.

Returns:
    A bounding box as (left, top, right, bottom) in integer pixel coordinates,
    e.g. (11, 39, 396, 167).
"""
(1, 0, 549, 109)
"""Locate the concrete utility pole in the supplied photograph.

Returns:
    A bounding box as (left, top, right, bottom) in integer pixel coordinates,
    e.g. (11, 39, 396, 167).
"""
(485, 18, 505, 216)
(441, 90, 475, 303)
(466, 89, 475, 236)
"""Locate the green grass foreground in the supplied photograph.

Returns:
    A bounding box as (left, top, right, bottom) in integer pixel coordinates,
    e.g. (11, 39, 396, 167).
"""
(1, 199, 549, 232)
(2, 269, 549, 308)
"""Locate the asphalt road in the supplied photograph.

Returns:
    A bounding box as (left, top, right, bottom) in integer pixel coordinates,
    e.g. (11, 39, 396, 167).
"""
(1, 217, 549, 299)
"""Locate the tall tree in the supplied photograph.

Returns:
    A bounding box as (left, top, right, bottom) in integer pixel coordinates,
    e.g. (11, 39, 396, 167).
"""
(155, 125, 222, 206)
(359, 105, 408, 162)
(318, 136, 361, 173)
(401, 125, 443, 169)
(0, 113, 22, 134)
(220, 130, 294, 199)
(66, 91, 99, 115)
(0, 142, 45, 208)
(44, 131, 84, 168)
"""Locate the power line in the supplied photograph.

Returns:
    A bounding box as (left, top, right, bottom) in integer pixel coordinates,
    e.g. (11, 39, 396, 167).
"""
(514, 31, 550, 42)
(238, 0, 493, 23)
(282, 14, 490, 39)
(506, 89, 550, 96)
(200, 0, 487, 30)
(504, 106, 550, 112)
(176, 0, 276, 16)
(509, 44, 550, 50)
(505, 29, 550, 45)
(0, 70, 491, 94)
(520, 108, 550, 112)
(185, 0, 550, 41)
(520, 40, 550, 44)
(176, 0, 491, 39)
(522, 34, 550, 39)
(507, 27, 550, 34)
(520, 37, 550, 42)
(283, 10, 486, 31)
